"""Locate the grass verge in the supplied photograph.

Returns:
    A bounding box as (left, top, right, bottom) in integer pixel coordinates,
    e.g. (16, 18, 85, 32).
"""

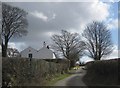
(45, 73, 71, 86)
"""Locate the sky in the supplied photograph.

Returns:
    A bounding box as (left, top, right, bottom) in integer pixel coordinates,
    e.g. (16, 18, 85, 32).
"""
(0, 0, 119, 63)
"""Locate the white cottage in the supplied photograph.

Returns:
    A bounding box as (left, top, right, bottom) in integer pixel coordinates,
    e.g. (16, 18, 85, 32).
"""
(20, 47, 38, 58)
(20, 42, 55, 59)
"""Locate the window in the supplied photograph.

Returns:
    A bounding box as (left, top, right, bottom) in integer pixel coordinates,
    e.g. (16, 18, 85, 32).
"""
(28, 53, 32, 58)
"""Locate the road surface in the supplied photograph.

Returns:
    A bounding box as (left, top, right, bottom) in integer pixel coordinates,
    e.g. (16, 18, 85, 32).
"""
(54, 67, 87, 87)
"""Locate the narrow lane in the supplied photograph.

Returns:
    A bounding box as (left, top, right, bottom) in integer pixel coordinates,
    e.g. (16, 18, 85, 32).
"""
(54, 67, 87, 87)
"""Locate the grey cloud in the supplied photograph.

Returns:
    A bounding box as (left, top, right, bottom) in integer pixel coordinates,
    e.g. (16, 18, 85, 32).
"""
(7, 2, 110, 50)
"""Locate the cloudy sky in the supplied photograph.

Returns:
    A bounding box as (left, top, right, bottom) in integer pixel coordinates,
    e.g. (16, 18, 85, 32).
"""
(1, 0, 119, 62)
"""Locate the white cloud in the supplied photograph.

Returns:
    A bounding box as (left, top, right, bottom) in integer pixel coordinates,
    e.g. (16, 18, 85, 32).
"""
(48, 13, 56, 21)
(89, 1, 110, 21)
(101, 0, 119, 3)
(80, 56, 94, 63)
(102, 45, 119, 60)
(30, 11, 56, 22)
(51, 13, 56, 20)
(8, 42, 16, 49)
(107, 19, 118, 30)
(43, 32, 54, 37)
(8, 42, 26, 51)
(67, 1, 110, 33)
(31, 11, 48, 22)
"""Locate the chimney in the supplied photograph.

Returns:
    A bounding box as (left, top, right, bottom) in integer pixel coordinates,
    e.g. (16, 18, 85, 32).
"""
(43, 41, 46, 47)
(47, 45, 49, 49)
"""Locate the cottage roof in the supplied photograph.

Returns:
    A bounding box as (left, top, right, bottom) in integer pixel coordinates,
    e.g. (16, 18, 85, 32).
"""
(20, 46, 37, 53)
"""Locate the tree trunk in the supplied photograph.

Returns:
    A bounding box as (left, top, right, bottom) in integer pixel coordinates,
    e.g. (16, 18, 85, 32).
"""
(2, 40, 8, 57)
(70, 60, 75, 69)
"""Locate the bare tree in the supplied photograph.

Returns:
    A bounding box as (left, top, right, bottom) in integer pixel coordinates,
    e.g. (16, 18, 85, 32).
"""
(82, 21, 113, 60)
(51, 30, 85, 67)
(7, 48, 20, 57)
(1, 3, 28, 57)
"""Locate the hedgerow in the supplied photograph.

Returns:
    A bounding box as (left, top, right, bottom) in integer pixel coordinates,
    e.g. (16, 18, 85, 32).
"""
(2, 57, 69, 86)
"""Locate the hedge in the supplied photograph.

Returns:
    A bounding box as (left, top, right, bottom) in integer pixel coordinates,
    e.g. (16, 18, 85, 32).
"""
(83, 59, 119, 85)
(86, 59, 118, 76)
(2, 57, 70, 87)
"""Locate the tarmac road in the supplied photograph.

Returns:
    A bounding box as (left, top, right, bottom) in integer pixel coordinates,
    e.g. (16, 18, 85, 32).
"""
(54, 67, 87, 87)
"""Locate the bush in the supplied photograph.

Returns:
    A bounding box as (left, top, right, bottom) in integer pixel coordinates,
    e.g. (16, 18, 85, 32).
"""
(2, 57, 70, 86)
